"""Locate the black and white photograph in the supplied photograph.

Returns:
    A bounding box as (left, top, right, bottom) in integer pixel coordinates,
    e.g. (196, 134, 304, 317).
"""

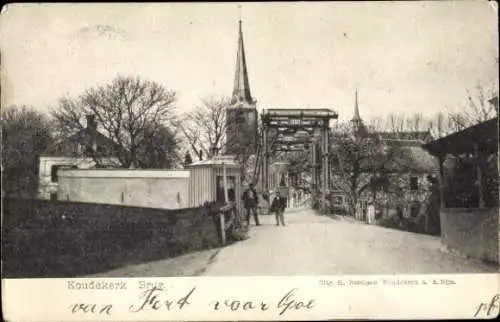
(1, 2, 499, 320)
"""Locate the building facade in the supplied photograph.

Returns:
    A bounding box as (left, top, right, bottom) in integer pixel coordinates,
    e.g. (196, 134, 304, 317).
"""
(38, 115, 120, 200)
(330, 91, 439, 230)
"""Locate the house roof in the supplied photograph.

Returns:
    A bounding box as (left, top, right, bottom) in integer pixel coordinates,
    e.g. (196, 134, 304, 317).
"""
(402, 146, 439, 173)
(43, 128, 119, 157)
(378, 131, 432, 143)
(423, 118, 498, 156)
(330, 137, 438, 174)
(188, 155, 241, 168)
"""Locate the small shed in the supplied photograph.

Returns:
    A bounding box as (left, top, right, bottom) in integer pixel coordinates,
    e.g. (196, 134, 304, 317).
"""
(187, 155, 243, 211)
(422, 118, 499, 264)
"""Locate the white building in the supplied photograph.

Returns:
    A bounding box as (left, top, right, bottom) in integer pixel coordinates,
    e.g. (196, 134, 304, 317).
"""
(38, 115, 120, 200)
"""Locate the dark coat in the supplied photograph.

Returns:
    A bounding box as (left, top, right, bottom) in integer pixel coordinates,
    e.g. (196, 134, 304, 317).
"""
(242, 188, 259, 208)
(270, 196, 286, 212)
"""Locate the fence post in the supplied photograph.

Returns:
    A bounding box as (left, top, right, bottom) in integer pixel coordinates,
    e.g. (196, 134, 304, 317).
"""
(222, 162, 229, 203)
(219, 211, 226, 245)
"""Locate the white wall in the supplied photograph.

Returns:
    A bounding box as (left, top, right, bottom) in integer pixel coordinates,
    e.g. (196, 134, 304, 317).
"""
(440, 207, 499, 264)
(38, 156, 120, 200)
(58, 169, 191, 209)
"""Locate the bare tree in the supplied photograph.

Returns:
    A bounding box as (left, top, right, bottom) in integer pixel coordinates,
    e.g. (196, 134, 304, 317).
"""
(406, 113, 424, 133)
(330, 122, 405, 217)
(181, 96, 269, 185)
(1, 105, 54, 198)
(52, 75, 179, 168)
(450, 84, 498, 129)
(386, 113, 406, 134)
(426, 112, 450, 139)
(136, 122, 181, 168)
(180, 96, 230, 160)
(383, 113, 429, 138)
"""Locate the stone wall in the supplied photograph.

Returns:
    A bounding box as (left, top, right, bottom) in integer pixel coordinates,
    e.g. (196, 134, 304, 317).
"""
(58, 169, 190, 209)
(440, 207, 499, 264)
(2, 198, 220, 278)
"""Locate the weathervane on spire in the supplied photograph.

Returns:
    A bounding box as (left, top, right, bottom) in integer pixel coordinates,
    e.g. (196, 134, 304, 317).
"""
(238, 4, 243, 30)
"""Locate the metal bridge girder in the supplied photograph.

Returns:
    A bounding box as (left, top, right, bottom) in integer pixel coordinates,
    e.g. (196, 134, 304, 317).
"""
(260, 108, 337, 213)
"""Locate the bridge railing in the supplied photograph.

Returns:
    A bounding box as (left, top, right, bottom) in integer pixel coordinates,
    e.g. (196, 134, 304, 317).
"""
(290, 192, 312, 209)
(261, 190, 312, 212)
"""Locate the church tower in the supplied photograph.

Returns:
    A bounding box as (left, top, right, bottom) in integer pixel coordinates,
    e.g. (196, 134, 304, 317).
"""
(225, 19, 258, 155)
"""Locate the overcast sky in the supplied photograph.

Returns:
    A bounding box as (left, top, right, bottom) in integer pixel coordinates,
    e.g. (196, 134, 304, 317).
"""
(1, 2, 498, 122)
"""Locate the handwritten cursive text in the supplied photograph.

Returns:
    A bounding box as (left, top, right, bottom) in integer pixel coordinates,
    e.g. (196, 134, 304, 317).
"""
(474, 294, 499, 318)
(277, 288, 315, 316)
(129, 286, 196, 313)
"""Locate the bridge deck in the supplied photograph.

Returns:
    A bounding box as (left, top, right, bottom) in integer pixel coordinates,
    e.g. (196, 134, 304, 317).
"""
(205, 209, 495, 275)
(90, 208, 496, 277)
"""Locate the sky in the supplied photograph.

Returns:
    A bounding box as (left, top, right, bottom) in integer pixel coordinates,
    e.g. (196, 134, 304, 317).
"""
(1, 2, 498, 123)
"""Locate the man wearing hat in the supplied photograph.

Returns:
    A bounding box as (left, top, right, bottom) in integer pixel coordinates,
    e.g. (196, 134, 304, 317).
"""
(242, 182, 260, 226)
(270, 190, 287, 226)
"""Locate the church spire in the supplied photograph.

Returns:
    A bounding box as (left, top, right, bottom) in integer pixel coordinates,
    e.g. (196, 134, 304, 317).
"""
(231, 18, 253, 106)
(351, 89, 365, 135)
(352, 88, 361, 121)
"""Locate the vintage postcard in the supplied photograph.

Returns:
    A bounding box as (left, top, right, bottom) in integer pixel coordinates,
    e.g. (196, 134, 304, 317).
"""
(1, 1, 499, 321)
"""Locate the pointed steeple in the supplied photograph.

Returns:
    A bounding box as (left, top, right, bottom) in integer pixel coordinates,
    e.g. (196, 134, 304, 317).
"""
(352, 89, 361, 121)
(225, 14, 258, 156)
(351, 89, 365, 135)
(231, 19, 254, 106)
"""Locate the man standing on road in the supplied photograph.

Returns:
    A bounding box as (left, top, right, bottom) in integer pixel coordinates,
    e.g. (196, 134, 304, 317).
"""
(242, 183, 260, 226)
(270, 191, 287, 226)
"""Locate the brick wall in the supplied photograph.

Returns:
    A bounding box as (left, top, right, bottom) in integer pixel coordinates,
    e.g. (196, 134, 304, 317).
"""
(2, 198, 220, 278)
(440, 207, 499, 264)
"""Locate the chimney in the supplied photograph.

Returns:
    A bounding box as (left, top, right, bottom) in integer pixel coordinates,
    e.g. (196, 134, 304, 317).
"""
(85, 114, 97, 155)
(86, 114, 97, 131)
(209, 144, 218, 158)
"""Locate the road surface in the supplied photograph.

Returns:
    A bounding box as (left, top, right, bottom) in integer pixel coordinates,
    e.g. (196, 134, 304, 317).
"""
(90, 208, 496, 277)
(204, 209, 496, 275)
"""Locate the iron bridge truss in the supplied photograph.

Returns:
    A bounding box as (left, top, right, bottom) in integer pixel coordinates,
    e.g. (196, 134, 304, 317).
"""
(260, 108, 338, 211)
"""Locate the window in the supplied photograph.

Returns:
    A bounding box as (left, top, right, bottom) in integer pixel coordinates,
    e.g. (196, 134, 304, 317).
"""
(410, 176, 418, 191)
(50, 193, 58, 201)
(51, 165, 60, 182)
(410, 204, 419, 217)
